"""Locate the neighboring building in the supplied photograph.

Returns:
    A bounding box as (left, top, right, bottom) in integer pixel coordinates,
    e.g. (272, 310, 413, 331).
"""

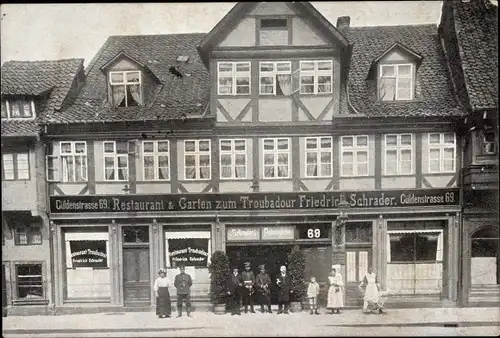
(1, 59, 85, 315)
(439, 0, 499, 306)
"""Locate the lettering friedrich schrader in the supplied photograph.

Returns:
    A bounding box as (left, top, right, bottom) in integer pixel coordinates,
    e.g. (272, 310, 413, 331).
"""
(51, 189, 459, 213)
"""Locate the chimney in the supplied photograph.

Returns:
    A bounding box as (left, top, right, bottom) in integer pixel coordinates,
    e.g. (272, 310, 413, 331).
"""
(336, 16, 351, 31)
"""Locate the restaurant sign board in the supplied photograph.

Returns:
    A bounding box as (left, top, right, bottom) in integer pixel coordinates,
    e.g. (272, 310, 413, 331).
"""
(50, 188, 459, 213)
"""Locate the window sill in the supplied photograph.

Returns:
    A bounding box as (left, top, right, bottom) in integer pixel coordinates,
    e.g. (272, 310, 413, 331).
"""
(63, 298, 111, 304)
(382, 174, 415, 178)
(303, 176, 334, 180)
(14, 243, 43, 246)
(12, 299, 49, 306)
(297, 93, 333, 97)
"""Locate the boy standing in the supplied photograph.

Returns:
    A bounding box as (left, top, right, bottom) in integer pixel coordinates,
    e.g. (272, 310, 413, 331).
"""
(307, 276, 320, 315)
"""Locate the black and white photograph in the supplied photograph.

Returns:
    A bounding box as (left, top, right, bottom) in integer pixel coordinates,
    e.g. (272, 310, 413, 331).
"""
(1, 1, 498, 337)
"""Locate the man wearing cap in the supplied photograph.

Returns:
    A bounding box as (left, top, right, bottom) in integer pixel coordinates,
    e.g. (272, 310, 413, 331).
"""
(255, 264, 272, 313)
(174, 264, 193, 317)
(241, 262, 256, 314)
(276, 265, 292, 314)
(227, 266, 243, 315)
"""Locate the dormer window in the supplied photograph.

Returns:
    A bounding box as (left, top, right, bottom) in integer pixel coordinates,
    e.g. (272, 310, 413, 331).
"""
(109, 71, 143, 108)
(379, 64, 414, 101)
(1, 98, 35, 120)
(259, 18, 289, 46)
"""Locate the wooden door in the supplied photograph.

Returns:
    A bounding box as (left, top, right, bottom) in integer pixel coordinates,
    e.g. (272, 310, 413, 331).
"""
(123, 246, 151, 307)
(303, 246, 332, 306)
(345, 248, 372, 306)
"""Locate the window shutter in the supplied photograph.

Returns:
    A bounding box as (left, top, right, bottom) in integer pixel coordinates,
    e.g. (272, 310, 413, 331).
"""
(291, 68, 300, 94)
(46, 155, 60, 182)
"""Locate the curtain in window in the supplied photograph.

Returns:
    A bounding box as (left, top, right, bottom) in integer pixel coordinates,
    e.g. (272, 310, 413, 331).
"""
(129, 84, 142, 105)
(276, 74, 291, 96)
(112, 86, 126, 107)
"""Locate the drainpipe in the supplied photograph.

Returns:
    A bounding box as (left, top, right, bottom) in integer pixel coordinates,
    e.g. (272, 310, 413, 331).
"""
(42, 212, 56, 315)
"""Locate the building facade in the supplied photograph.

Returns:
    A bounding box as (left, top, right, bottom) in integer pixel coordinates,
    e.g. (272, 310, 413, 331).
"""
(439, 0, 499, 306)
(1, 59, 85, 315)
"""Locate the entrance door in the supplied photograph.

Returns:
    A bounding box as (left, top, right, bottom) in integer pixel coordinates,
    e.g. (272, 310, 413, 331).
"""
(345, 248, 372, 306)
(303, 246, 332, 306)
(123, 246, 151, 307)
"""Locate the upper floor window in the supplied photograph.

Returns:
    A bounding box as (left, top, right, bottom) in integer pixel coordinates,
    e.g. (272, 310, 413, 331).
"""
(263, 138, 290, 179)
(15, 226, 42, 246)
(220, 139, 247, 179)
(184, 140, 211, 180)
(109, 71, 143, 107)
(428, 133, 455, 173)
(217, 62, 250, 95)
(341, 135, 369, 177)
(1, 99, 35, 119)
(384, 134, 413, 175)
(104, 141, 129, 181)
(259, 18, 289, 46)
(60, 141, 87, 182)
(259, 61, 292, 96)
(305, 137, 333, 178)
(299, 60, 333, 95)
(481, 131, 496, 155)
(143, 141, 170, 181)
(2, 152, 29, 180)
(379, 64, 413, 101)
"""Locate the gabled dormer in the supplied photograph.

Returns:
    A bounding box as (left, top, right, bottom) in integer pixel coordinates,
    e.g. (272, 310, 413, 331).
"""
(367, 42, 423, 102)
(100, 52, 160, 108)
(1, 95, 38, 120)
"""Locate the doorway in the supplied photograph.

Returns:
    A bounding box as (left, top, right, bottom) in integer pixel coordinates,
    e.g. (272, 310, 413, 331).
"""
(226, 245, 293, 304)
(122, 226, 151, 307)
(345, 247, 372, 306)
(303, 246, 332, 306)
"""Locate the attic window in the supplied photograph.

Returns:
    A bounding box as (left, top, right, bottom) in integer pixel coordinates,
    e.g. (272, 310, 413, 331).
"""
(109, 71, 143, 108)
(177, 55, 190, 63)
(378, 64, 414, 101)
(259, 18, 289, 46)
(1, 98, 35, 120)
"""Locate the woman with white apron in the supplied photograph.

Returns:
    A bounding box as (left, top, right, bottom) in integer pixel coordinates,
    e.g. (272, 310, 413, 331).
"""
(358, 267, 386, 314)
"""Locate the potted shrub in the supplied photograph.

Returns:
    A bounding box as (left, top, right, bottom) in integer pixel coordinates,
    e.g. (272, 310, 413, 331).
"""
(287, 248, 306, 313)
(208, 250, 230, 314)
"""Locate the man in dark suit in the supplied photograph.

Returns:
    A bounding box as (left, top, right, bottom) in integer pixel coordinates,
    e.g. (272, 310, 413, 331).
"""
(241, 261, 256, 314)
(226, 266, 243, 315)
(255, 264, 272, 313)
(276, 265, 293, 315)
(174, 264, 193, 317)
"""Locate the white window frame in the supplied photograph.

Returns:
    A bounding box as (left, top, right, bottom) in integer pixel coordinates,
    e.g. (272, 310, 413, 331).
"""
(387, 229, 444, 263)
(60, 141, 88, 182)
(1, 99, 36, 120)
(299, 60, 333, 95)
(384, 134, 414, 176)
(2, 152, 30, 181)
(142, 140, 170, 181)
(481, 130, 496, 155)
(428, 133, 456, 173)
(109, 70, 143, 107)
(340, 135, 369, 177)
(217, 62, 251, 96)
(103, 141, 129, 181)
(219, 139, 247, 180)
(259, 61, 292, 96)
(379, 63, 414, 101)
(262, 138, 291, 179)
(304, 136, 333, 178)
(46, 155, 60, 182)
(184, 140, 211, 181)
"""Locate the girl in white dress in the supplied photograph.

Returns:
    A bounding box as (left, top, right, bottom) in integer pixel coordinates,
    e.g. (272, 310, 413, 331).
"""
(326, 268, 344, 314)
(358, 267, 385, 314)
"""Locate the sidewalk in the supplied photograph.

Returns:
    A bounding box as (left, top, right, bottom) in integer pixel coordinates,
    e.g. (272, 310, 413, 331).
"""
(3, 307, 499, 335)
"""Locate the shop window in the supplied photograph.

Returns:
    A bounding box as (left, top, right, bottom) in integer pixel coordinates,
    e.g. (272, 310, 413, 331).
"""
(142, 140, 170, 181)
(123, 226, 149, 243)
(217, 62, 251, 95)
(340, 135, 369, 177)
(471, 227, 499, 285)
(345, 222, 372, 244)
(259, 61, 292, 96)
(60, 141, 88, 182)
(305, 137, 333, 178)
(259, 18, 289, 46)
(15, 264, 46, 304)
(109, 71, 143, 107)
(164, 231, 211, 268)
(299, 60, 333, 95)
(262, 138, 290, 179)
(481, 131, 496, 155)
(378, 63, 413, 101)
(184, 140, 211, 180)
(428, 132, 455, 173)
(389, 232, 441, 262)
(14, 226, 42, 245)
(384, 134, 413, 175)
(220, 139, 247, 179)
(2, 152, 29, 180)
(103, 141, 129, 181)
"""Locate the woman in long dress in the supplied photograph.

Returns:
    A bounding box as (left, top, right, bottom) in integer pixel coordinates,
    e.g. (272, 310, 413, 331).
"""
(358, 267, 385, 314)
(154, 269, 172, 318)
(326, 268, 344, 314)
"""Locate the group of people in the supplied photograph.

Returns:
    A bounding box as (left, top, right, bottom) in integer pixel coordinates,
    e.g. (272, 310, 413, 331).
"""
(227, 262, 293, 315)
(153, 262, 386, 318)
(153, 264, 193, 318)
